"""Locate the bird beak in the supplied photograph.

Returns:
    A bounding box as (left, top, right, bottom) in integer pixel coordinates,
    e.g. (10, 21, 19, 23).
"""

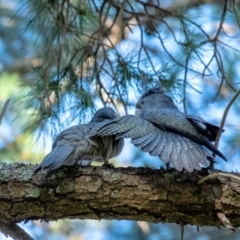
(135, 108, 142, 117)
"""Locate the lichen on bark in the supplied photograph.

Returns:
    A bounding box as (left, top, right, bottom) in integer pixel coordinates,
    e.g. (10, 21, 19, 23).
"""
(0, 163, 239, 229)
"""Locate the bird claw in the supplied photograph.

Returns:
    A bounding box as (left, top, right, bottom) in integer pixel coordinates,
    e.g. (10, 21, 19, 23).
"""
(102, 163, 115, 168)
(166, 162, 170, 170)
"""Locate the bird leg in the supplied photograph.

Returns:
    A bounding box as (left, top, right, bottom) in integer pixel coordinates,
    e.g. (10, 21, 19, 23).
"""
(102, 159, 114, 168)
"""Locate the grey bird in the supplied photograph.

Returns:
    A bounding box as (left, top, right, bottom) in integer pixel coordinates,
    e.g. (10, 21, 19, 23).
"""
(91, 87, 226, 172)
(134, 86, 226, 170)
(33, 107, 124, 175)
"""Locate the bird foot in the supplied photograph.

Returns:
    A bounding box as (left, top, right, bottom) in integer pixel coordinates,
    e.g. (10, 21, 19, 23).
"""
(102, 163, 115, 168)
(166, 162, 170, 170)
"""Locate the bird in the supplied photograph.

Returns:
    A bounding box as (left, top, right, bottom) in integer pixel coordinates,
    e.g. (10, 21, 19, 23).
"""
(33, 107, 124, 176)
(134, 86, 226, 170)
(90, 86, 226, 172)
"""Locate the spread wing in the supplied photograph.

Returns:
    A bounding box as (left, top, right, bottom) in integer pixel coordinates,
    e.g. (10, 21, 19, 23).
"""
(91, 115, 212, 172)
(140, 111, 226, 161)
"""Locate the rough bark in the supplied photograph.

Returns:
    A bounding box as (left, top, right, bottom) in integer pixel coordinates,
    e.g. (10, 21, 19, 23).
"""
(0, 163, 240, 228)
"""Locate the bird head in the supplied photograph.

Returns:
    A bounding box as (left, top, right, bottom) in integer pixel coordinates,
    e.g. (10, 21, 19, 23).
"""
(91, 107, 119, 123)
(135, 86, 176, 116)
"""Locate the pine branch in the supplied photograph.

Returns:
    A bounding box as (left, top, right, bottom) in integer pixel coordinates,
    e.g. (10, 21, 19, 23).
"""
(0, 163, 240, 230)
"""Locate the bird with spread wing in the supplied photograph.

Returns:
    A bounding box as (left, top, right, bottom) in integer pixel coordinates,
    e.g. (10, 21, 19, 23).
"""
(90, 87, 226, 172)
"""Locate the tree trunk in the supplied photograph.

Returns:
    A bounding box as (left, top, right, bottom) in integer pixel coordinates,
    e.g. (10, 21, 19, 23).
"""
(0, 163, 239, 228)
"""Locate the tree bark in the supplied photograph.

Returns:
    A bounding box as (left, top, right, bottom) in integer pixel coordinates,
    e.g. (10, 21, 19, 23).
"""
(0, 163, 240, 228)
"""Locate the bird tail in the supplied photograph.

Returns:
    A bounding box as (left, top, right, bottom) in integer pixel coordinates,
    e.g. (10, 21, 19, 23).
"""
(185, 114, 224, 142)
(33, 145, 75, 175)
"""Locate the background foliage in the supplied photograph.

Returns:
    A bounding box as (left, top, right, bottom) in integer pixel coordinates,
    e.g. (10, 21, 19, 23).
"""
(0, 0, 240, 239)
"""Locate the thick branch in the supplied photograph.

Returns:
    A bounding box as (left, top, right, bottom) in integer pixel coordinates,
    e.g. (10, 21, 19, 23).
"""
(0, 163, 240, 228)
(0, 221, 33, 240)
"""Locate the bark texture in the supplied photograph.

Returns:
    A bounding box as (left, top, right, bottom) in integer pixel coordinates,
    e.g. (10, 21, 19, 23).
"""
(0, 163, 240, 228)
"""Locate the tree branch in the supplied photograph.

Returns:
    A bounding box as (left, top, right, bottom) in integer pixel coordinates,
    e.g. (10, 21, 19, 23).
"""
(0, 99, 10, 126)
(0, 163, 240, 230)
(214, 88, 240, 149)
(0, 221, 33, 240)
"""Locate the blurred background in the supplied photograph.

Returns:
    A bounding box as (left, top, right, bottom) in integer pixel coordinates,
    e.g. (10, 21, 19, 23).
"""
(0, 0, 240, 239)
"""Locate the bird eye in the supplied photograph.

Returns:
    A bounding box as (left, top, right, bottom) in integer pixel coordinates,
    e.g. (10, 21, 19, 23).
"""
(136, 100, 144, 109)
